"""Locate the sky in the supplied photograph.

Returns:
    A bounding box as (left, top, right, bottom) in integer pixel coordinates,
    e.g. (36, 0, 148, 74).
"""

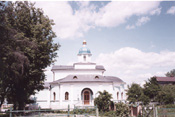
(35, 1, 175, 85)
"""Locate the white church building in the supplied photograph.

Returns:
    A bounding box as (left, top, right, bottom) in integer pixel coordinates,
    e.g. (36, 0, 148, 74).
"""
(35, 40, 127, 109)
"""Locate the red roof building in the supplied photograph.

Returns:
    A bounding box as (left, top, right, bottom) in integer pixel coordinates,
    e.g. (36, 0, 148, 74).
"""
(156, 77, 175, 85)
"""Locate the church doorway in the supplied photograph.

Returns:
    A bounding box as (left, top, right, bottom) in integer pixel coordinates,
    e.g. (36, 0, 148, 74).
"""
(81, 88, 93, 105)
(84, 91, 90, 105)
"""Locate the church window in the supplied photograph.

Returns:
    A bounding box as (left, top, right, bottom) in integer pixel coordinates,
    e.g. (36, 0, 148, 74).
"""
(53, 92, 56, 101)
(73, 76, 77, 79)
(95, 76, 99, 79)
(65, 92, 69, 100)
(117, 92, 119, 100)
(84, 56, 86, 61)
(121, 92, 123, 100)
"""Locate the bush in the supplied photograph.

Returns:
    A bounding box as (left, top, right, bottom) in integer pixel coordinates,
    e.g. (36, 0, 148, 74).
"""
(102, 111, 117, 117)
(115, 102, 129, 116)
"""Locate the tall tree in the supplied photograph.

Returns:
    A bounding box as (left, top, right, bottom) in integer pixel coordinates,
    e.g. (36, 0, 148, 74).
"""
(156, 85, 175, 105)
(0, 1, 59, 110)
(127, 83, 150, 105)
(166, 69, 175, 77)
(94, 90, 112, 112)
(127, 83, 142, 104)
(143, 77, 160, 102)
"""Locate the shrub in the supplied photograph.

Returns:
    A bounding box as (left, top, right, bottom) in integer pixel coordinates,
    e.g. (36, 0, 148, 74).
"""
(115, 102, 129, 116)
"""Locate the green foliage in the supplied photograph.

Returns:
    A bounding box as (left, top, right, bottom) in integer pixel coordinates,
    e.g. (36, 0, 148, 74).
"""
(161, 104, 175, 108)
(156, 85, 175, 104)
(166, 69, 175, 77)
(94, 90, 112, 112)
(102, 111, 117, 117)
(115, 102, 129, 117)
(100, 103, 129, 117)
(127, 76, 175, 106)
(143, 77, 160, 101)
(139, 93, 150, 105)
(0, 1, 59, 110)
(127, 83, 142, 104)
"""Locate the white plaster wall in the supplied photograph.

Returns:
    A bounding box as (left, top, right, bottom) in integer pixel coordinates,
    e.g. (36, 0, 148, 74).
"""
(58, 82, 114, 108)
(78, 55, 91, 62)
(35, 82, 127, 109)
(74, 64, 96, 69)
(53, 70, 103, 81)
(34, 89, 50, 109)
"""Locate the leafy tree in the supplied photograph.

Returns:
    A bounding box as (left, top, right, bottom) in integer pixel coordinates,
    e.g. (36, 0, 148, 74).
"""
(94, 90, 112, 112)
(115, 102, 129, 117)
(166, 69, 175, 77)
(127, 83, 142, 104)
(143, 77, 160, 102)
(0, 1, 59, 110)
(139, 93, 150, 105)
(156, 85, 175, 105)
(127, 83, 150, 105)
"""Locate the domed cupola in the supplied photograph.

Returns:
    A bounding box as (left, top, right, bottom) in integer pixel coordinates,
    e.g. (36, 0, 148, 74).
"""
(78, 40, 91, 55)
(77, 40, 92, 63)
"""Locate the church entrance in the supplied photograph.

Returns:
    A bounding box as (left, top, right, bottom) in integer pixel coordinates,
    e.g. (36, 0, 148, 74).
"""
(81, 88, 93, 105)
(84, 91, 90, 105)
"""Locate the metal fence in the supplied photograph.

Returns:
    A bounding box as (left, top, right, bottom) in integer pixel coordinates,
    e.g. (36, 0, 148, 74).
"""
(0, 105, 99, 117)
(157, 108, 175, 117)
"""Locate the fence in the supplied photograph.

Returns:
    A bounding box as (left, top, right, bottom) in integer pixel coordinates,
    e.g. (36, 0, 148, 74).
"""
(157, 108, 175, 117)
(142, 106, 175, 117)
(0, 105, 99, 117)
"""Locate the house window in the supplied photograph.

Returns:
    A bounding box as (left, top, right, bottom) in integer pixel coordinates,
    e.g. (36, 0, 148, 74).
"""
(73, 76, 77, 79)
(53, 92, 56, 101)
(65, 92, 69, 100)
(121, 92, 123, 100)
(95, 76, 99, 79)
(117, 92, 119, 100)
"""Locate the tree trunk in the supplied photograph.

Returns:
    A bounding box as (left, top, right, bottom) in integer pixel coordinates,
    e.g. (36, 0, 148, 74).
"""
(0, 97, 5, 111)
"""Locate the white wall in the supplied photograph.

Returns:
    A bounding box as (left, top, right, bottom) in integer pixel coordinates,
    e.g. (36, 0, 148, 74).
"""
(53, 70, 103, 81)
(35, 82, 127, 109)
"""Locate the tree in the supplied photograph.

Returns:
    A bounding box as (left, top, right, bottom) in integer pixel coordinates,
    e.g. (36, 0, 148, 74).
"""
(143, 77, 160, 102)
(127, 83, 142, 104)
(127, 83, 150, 105)
(166, 69, 175, 77)
(0, 1, 59, 110)
(115, 102, 129, 117)
(156, 85, 175, 105)
(0, 1, 31, 109)
(94, 90, 112, 112)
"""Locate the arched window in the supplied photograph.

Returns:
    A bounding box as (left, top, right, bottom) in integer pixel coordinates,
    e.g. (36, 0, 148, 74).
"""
(117, 92, 119, 100)
(84, 56, 86, 62)
(95, 76, 99, 79)
(73, 76, 77, 79)
(53, 92, 56, 101)
(121, 92, 123, 100)
(65, 92, 69, 100)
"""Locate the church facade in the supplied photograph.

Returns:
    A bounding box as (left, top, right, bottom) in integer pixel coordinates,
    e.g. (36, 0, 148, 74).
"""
(35, 40, 127, 109)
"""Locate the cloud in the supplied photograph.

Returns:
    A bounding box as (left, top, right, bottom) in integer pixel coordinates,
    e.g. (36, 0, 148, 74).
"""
(167, 6, 175, 15)
(35, 1, 161, 39)
(95, 2, 160, 27)
(136, 16, 150, 26)
(95, 47, 175, 84)
(126, 25, 135, 30)
(126, 16, 150, 30)
(150, 7, 161, 15)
